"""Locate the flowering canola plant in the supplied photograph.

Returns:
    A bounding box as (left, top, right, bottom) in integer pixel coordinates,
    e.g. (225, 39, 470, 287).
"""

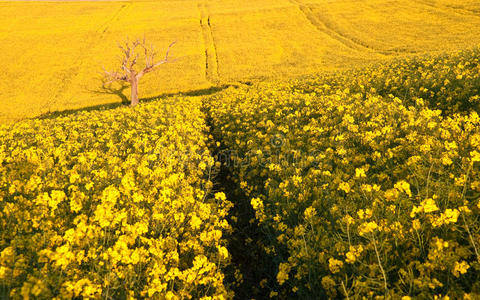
(206, 48, 480, 298)
(0, 97, 233, 299)
(293, 48, 480, 116)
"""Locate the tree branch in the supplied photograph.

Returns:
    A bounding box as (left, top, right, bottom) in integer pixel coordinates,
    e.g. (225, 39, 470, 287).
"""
(103, 67, 128, 84)
(137, 41, 176, 78)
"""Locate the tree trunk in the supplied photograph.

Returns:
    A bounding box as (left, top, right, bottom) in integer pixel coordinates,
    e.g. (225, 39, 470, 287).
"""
(130, 77, 139, 107)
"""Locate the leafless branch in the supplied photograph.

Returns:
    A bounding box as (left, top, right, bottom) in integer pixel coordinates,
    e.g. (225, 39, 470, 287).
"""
(103, 66, 128, 84)
(137, 41, 176, 78)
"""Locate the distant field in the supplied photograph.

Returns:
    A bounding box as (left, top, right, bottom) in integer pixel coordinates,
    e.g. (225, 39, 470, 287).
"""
(1, 0, 480, 123)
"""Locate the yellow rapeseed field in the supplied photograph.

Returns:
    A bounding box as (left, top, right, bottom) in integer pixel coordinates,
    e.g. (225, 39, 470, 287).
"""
(1, 0, 480, 123)
(2, 0, 480, 298)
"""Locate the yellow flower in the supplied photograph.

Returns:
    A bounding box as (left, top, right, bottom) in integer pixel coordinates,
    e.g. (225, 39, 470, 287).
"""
(250, 197, 264, 211)
(214, 192, 226, 201)
(276, 262, 291, 285)
(345, 245, 363, 264)
(165, 291, 177, 300)
(355, 168, 366, 178)
(394, 180, 412, 197)
(48, 190, 66, 212)
(343, 215, 354, 225)
(444, 208, 459, 223)
(434, 238, 449, 251)
(441, 155, 453, 166)
(304, 206, 316, 220)
(269, 291, 279, 298)
(292, 175, 303, 186)
(338, 182, 351, 193)
(412, 219, 420, 231)
(337, 147, 347, 156)
(217, 245, 229, 260)
(328, 258, 343, 274)
(453, 261, 470, 277)
(444, 141, 457, 151)
(343, 114, 355, 124)
(471, 150, 480, 163)
(385, 189, 399, 201)
(361, 184, 372, 192)
(190, 215, 202, 230)
(423, 198, 439, 213)
(0, 266, 9, 280)
(358, 221, 378, 236)
(345, 251, 356, 264)
(432, 208, 460, 227)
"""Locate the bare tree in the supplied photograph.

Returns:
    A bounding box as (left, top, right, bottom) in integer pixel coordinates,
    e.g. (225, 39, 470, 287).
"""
(104, 37, 176, 107)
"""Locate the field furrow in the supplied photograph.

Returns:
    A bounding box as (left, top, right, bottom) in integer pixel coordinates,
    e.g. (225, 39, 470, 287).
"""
(414, 0, 480, 18)
(198, 1, 220, 84)
(290, 0, 386, 55)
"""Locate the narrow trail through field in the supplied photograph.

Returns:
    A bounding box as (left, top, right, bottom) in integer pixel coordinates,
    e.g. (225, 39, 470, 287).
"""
(203, 107, 274, 300)
(198, 1, 220, 84)
(288, 0, 388, 56)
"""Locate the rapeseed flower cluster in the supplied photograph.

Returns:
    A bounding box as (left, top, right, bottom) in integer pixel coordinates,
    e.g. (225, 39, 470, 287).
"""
(294, 48, 480, 116)
(206, 49, 480, 298)
(0, 97, 232, 299)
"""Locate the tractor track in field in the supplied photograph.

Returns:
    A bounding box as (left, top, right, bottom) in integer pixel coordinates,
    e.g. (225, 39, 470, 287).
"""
(413, 0, 480, 19)
(289, 0, 421, 56)
(198, 1, 220, 84)
(96, 2, 131, 36)
(288, 0, 388, 56)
